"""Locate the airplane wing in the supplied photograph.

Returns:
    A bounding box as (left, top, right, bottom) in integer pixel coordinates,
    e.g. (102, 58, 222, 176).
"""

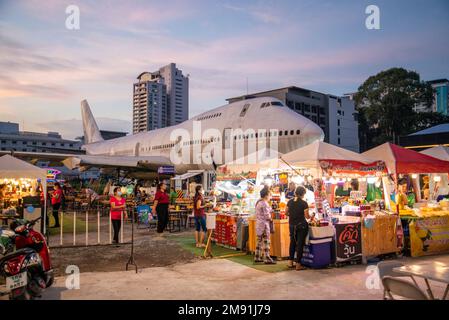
(62, 155, 172, 171)
(0, 150, 172, 171)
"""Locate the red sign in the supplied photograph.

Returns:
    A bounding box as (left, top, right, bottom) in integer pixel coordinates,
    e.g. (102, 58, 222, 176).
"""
(319, 160, 387, 176)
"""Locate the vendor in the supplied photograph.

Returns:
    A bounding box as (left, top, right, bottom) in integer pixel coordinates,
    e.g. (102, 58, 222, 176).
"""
(285, 182, 296, 200)
(396, 179, 409, 210)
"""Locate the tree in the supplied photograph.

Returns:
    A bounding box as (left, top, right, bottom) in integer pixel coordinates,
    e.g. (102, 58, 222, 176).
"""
(354, 68, 434, 150)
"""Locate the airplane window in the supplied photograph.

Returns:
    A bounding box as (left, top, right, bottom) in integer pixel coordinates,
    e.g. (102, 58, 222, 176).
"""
(270, 101, 284, 107)
(284, 130, 288, 135)
(260, 103, 266, 108)
(279, 131, 282, 136)
(255, 133, 258, 138)
(273, 131, 277, 136)
(296, 130, 300, 135)
(250, 134, 254, 138)
(239, 135, 242, 139)
(290, 130, 294, 135)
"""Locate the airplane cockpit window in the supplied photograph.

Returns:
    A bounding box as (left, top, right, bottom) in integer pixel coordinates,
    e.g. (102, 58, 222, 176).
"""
(270, 101, 284, 107)
(240, 103, 250, 117)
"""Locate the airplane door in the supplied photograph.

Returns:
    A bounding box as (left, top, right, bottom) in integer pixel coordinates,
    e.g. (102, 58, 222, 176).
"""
(223, 128, 232, 150)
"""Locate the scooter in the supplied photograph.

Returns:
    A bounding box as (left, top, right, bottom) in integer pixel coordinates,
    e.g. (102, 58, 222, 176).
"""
(0, 217, 54, 300)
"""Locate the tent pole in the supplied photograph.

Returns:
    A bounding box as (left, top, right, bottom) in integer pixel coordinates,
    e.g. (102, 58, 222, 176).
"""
(279, 157, 302, 176)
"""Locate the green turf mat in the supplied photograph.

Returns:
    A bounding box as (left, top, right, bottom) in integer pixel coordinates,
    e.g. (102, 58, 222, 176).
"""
(167, 233, 289, 273)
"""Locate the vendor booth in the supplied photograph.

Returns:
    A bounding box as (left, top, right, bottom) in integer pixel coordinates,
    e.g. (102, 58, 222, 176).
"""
(0, 155, 48, 234)
(363, 143, 449, 257)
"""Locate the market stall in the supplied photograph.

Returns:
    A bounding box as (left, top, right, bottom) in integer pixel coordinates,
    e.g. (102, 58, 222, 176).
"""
(0, 155, 48, 233)
(363, 143, 449, 257)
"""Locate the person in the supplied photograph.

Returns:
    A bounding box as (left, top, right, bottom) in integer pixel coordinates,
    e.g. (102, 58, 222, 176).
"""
(169, 187, 178, 205)
(84, 187, 99, 209)
(254, 187, 276, 264)
(396, 180, 408, 210)
(285, 186, 311, 270)
(285, 182, 296, 200)
(50, 182, 62, 228)
(110, 187, 127, 244)
(193, 185, 208, 247)
(153, 182, 169, 233)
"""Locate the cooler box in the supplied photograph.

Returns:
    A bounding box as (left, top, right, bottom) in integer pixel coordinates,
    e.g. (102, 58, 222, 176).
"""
(301, 237, 333, 269)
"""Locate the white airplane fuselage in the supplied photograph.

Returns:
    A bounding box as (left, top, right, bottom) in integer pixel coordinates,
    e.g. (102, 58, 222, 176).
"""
(82, 97, 324, 172)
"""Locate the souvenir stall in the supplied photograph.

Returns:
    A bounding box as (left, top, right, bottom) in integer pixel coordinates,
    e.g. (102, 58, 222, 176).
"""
(0, 155, 48, 233)
(280, 141, 398, 265)
(363, 143, 449, 257)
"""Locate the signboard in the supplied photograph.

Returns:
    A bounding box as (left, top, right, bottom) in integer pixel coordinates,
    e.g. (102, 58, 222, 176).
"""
(334, 222, 362, 261)
(158, 166, 175, 174)
(319, 160, 387, 176)
(409, 216, 449, 257)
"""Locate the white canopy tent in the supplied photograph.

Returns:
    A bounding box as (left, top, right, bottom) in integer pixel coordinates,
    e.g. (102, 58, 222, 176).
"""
(0, 155, 48, 233)
(420, 145, 449, 161)
(280, 141, 380, 177)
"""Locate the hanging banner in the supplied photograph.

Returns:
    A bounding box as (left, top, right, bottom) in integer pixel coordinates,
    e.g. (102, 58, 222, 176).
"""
(334, 222, 362, 261)
(319, 160, 387, 176)
(409, 216, 449, 257)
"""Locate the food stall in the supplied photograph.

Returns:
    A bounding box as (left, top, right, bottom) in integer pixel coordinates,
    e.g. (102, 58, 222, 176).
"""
(0, 155, 48, 233)
(363, 143, 449, 257)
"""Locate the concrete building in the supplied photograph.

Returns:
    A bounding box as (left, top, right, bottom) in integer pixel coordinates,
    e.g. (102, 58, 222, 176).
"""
(227, 86, 360, 152)
(132, 63, 188, 133)
(0, 121, 82, 154)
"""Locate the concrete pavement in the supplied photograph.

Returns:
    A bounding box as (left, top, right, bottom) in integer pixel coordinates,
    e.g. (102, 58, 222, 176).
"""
(41, 254, 449, 300)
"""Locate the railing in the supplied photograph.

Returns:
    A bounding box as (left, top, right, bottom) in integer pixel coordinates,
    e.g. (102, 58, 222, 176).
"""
(47, 204, 137, 248)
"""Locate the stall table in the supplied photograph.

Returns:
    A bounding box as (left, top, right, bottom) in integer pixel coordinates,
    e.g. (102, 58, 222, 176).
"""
(248, 217, 290, 258)
(361, 213, 399, 261)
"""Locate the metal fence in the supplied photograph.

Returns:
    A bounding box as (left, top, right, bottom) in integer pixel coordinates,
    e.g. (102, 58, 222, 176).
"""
(46, 206, 139, 248)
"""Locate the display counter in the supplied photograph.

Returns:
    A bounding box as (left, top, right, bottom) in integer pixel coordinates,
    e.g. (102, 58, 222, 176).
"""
(361, 212, 399, 258)
(248, 217, 290, 258)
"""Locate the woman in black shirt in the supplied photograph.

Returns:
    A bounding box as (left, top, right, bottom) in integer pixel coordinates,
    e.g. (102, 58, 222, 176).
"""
(286, 186, 311, 270)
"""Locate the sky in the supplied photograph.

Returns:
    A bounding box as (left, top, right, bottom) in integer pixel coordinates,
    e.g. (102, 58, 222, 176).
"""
(0, 0, 448, 139)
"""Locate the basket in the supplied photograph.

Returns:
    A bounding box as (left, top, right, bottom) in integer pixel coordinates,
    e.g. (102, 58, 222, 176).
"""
(309, 225, 334, 239)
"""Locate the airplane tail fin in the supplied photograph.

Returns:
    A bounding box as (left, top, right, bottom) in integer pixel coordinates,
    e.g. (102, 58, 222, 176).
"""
(81, 99, 103, 144)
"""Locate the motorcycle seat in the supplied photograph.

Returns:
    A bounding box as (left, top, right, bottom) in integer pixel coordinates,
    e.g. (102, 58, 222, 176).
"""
(0, 247, 36, 265)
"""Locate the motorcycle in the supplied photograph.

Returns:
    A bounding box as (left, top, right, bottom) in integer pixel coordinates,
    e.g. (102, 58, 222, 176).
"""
(0, 217, 54, 300)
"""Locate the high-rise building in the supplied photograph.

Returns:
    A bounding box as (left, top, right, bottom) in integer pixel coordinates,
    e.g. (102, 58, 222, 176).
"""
(227, 86, 360, 152)
(132, 63, 188, 133)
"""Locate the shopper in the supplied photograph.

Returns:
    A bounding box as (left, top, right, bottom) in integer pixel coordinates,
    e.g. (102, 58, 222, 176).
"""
(50, 182, 62, 228)
(286, 186, 311, 270)
(254, 187, 276, 264)
(110, 187, 127, 244)
(285, 182, 296, 200)
(193, 185, 208, 247)
(153, 182, 169, 233)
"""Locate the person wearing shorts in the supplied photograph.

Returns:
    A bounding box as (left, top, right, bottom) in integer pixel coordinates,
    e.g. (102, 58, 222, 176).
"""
(193, 185, 207, 248)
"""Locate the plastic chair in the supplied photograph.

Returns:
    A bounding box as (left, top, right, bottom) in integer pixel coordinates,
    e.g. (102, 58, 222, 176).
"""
(382, 276, 429, 300)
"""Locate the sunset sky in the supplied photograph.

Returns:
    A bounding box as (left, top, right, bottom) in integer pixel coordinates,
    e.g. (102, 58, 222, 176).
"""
(1, 0, 448, 139)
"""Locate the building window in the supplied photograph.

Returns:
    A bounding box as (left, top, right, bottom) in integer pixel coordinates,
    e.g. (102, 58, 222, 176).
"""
(42, 142, 47, 146)
(312, 116, 317, 122)
(338, 129, 340, 136)
(22, 141, 27, 145)
(311, 106, 317, 113)
(12, 141, 17, 144)
(338, 138, 341, 145)
(304, 105, 310, 112)
(337, 119, 340, 126)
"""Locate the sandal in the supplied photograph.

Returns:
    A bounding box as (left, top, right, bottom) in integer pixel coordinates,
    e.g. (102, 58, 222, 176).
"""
(296, 264, 307, 271)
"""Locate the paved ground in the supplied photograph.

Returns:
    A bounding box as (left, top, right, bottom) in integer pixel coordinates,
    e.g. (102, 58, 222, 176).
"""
(41, 253, 449, 300)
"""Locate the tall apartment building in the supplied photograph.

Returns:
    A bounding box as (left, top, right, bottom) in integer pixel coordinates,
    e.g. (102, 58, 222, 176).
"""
(132, 63, 188, 133)
(227, 86, 360, 152)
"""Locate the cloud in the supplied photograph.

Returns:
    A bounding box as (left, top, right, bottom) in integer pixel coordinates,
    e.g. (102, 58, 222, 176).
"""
(223, 3, 281, 24)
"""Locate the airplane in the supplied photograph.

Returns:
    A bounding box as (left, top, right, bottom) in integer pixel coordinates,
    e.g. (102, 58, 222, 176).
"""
(73, 97, 324, 172)
(1, 97, 325, 174)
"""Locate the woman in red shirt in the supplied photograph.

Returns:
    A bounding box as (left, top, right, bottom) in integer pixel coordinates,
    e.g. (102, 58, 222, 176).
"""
(110, 187, 127, 244)
(50, 182, 63, 228)
(153, 182, 169, 233)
